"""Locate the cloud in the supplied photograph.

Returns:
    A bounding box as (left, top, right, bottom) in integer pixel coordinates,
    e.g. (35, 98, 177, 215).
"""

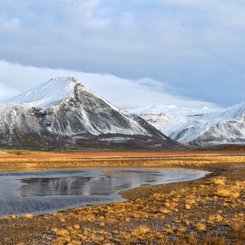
(0, 60, 215, 109)
(0, 1, 244, 65)
(0, 82, 18, 100)
(0, 1, 244, 106)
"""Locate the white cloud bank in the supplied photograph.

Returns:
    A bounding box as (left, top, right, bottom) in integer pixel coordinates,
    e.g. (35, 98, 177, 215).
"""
(0, 60, 216, 109)
(0, 83, 17, 99)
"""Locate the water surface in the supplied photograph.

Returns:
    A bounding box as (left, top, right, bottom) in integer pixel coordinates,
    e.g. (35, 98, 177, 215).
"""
(0, 168, 209, 217)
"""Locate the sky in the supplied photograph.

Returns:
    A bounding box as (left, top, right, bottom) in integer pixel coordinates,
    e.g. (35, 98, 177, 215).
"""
(0, 0, 244, 108)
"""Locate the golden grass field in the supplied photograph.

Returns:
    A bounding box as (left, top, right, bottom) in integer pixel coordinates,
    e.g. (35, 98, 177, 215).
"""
(0, 149, 245, 172)
(0, 150, 244, 244)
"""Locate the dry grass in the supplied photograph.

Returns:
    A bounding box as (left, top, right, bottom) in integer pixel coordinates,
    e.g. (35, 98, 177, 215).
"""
(0, 151, 244, 244)
(0, 150, 244, 173)
(50, 175, 244, 244)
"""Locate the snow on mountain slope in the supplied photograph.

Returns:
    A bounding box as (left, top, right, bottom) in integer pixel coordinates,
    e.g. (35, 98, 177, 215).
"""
(44, 78, 152, 137)
(7, 77, 78, 108)
(171, 102, 245, 145)
(128, 105, 221, 137)
(8, 76, 154, 137)
(128, 105, 220, 117)
(139, 112, 189, 136)
(0, 103, 50, 146)
(0, 77, 179, 149)
(131, 103, 245, 145)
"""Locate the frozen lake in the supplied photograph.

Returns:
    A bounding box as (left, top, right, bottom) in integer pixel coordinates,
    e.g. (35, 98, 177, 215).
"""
(0, 168, 209, 217)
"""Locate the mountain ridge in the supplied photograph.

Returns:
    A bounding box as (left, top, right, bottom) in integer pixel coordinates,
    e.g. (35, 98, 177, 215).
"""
(131, 103, 245, 146)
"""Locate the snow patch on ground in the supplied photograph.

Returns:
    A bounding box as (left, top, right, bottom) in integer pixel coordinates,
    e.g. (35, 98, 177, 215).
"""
(99, 137, 133, 142)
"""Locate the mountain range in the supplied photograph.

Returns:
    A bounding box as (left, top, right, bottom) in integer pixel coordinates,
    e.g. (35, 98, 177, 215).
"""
(1, 76, 244, 149)
(0, 77, 180, 150)
(130, 104, 245, 146)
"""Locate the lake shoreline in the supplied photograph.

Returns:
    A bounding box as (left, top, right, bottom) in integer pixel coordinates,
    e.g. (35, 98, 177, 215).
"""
(0, 153, 244, 244)
(0, 168, 209, 218)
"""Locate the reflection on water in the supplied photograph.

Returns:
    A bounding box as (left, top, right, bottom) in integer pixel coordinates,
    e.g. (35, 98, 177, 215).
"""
(18, 170, 165, 197)
(0, 168, 209, 217)
(19, 176, 93, 196)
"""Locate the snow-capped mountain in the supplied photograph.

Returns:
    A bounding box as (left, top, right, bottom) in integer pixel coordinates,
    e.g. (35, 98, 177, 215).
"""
(138, 112, 189, 136)
(129, 104, 245, 145)
(127, 105, 221, 138)
(172, 103, 245, 145)
(0, 77, 180, 149)
(128, 105, 220, 117)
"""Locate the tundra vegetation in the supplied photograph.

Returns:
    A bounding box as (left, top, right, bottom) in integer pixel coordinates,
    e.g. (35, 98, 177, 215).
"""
(0, 150, 244, 244)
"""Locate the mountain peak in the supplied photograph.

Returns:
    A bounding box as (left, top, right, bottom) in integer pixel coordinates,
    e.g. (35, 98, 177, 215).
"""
(6, 76, 84, 108)
(49, 76, 79, 84)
